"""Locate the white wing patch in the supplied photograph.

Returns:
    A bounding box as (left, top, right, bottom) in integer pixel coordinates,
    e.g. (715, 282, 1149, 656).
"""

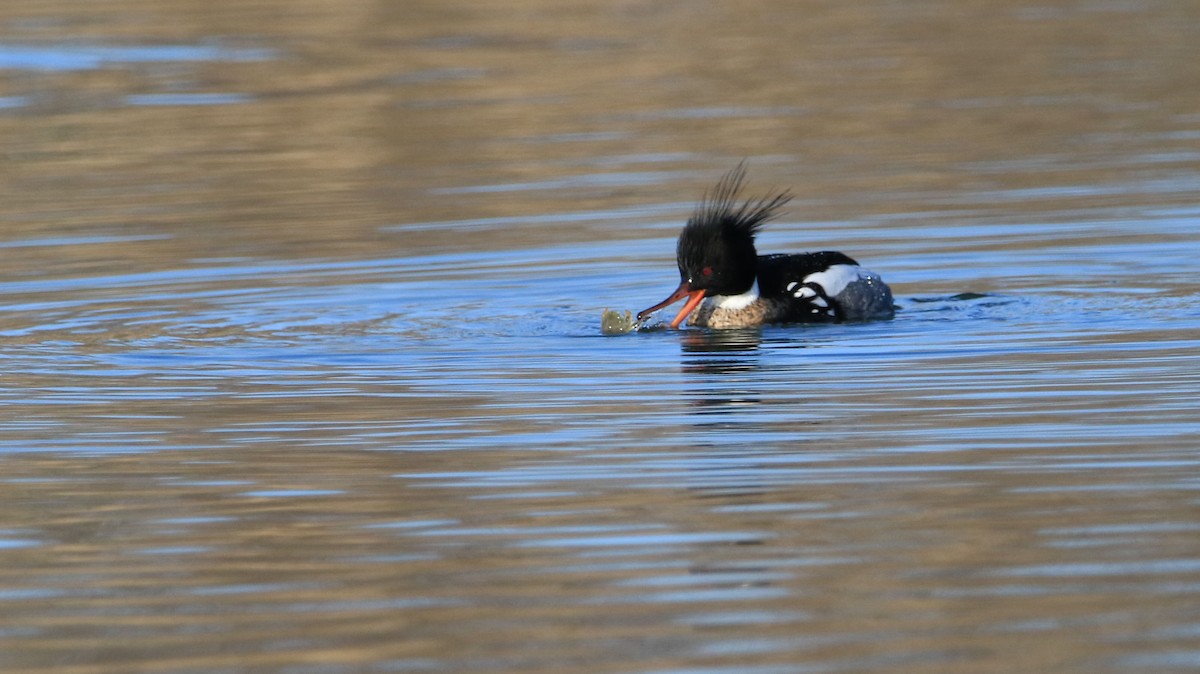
(802, 264, 862, 298)
(785, 268, 855, 319)
(786, 281, 819, 300)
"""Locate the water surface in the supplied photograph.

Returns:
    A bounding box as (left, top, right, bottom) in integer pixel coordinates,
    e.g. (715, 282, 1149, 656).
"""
(1, 1, 1199, 673)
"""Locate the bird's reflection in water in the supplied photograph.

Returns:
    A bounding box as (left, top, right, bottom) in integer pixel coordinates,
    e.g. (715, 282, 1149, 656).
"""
(677, 330, 777, 508)
(680, 328, 763, 361)
(679, 328, 764, 412)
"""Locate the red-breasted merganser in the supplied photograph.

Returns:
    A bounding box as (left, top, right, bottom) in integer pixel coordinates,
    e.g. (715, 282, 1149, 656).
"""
(638, 166, 895, 329)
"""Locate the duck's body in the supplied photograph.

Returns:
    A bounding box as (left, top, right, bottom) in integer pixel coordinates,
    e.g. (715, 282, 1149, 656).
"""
(638, 166, 895, 329)
(689, 252, 894, 328)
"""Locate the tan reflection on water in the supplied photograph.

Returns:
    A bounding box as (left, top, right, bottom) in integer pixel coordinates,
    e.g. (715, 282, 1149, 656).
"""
(3, 0, 1198, 266)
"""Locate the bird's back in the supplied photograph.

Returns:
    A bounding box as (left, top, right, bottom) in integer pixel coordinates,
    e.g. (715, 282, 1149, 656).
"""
(757, 252, 895, 323)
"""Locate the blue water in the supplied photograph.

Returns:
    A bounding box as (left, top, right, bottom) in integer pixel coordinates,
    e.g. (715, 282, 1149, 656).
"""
(0, 43, 273, 72)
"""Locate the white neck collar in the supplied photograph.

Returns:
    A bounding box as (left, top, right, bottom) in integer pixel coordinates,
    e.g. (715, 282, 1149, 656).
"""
(712, 280, 759, 311)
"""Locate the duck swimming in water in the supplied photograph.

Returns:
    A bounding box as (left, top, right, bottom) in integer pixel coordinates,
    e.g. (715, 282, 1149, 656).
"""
(637, 166, 895, 329)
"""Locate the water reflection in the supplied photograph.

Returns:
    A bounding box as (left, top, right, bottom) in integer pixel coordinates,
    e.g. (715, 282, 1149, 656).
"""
(0, 42, 275, 72)
(681, 329, 763, 376)
(681, 331, 763, 446)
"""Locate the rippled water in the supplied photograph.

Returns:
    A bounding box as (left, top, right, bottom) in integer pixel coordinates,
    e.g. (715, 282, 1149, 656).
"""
(2, 1, 1200, 672)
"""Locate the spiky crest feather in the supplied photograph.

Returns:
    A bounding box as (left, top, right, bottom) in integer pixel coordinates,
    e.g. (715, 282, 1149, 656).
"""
(686, 163, 791, 240)
(669, 164, 791, 299)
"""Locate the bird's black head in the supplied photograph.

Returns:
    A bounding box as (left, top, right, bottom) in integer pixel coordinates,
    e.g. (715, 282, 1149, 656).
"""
(637, 164, 791, 327)
(676, 164, 791, 296)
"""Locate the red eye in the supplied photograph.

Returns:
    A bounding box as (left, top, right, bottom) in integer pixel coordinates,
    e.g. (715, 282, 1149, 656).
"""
(702, 266, 713, 277)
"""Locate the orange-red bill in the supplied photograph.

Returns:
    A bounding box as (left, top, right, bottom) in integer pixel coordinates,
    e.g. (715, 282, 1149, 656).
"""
(669, 289, 706, 328)
(637, 281, 706, 329)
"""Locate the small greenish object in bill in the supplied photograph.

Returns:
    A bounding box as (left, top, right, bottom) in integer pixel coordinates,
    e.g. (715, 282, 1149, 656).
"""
(601, 308, 638, 335)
